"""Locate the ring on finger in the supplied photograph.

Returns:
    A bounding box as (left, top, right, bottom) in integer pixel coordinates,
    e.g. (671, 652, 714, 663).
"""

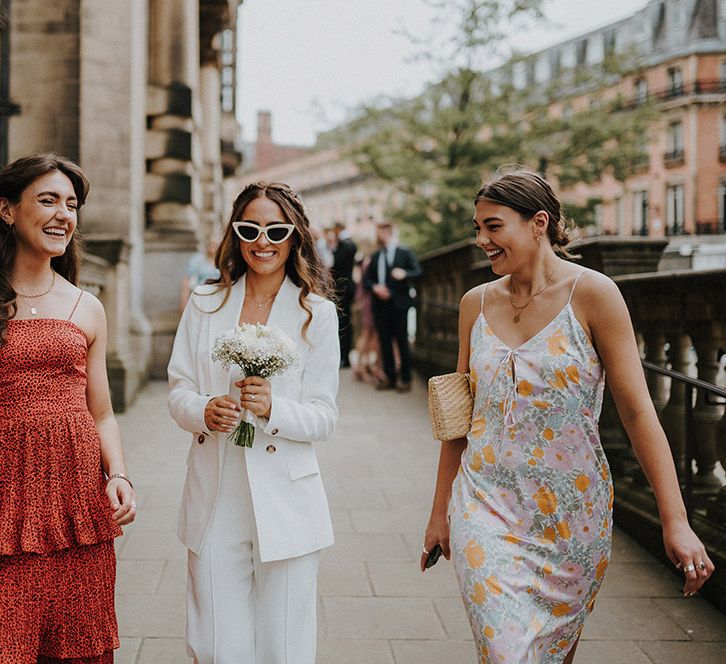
(251, 394, 256, 401)
(683, 563, 696, 573)
(423, 546, 429, 554)
(698, 562, 706, 571)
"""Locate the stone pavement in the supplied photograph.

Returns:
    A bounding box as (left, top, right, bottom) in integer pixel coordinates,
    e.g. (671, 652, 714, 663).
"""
(113, 376, 726, 664)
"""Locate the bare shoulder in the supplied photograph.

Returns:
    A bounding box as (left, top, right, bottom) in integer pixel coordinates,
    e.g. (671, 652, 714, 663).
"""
(572, 267, 623, 308)
(69, 287, 106, 344)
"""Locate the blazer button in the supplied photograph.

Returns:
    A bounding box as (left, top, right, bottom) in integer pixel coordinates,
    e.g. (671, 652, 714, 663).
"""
(266, 444, 277, 454)
(271, 428, 279, 436)
(197, 434, 205, 445)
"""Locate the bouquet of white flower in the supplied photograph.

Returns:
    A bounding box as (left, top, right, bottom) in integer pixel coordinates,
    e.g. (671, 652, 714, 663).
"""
(212, 323, 299, 447)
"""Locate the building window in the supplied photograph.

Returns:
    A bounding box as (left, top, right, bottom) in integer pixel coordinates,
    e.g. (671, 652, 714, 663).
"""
(720, 182, 726, 232)
(635, 77, 648, 104)
(666, 184, 685, 235)
(576, 39, 588, 67)
(720, 60, 726, 91)
(667, 66, 684, 98)
(665, 120, 684, 164)
(220, 28, 236, 114)
(634, 190, 649, 236)
(603, 30, 616, 57)
(615, 196, 625, 235)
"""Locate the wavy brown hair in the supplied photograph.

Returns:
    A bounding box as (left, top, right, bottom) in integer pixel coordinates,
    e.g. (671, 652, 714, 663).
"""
(0, 153, 90, 345)
(204, 181, 333, 339)
(475, 168, 576, 258)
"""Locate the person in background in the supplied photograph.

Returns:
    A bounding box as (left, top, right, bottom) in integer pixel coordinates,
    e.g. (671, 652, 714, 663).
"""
(0, 153, 136, 663)
(352, 253, 386, 384)
(421, 168, 713, 663)
(180, 232, 221, 310)
(364, 222, 422, 392)
(330, 221, 357, 368)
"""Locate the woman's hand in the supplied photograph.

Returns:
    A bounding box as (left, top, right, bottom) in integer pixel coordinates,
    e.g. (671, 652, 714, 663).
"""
(235, 376, 272, 419)
(663, 519, 715, 596)
(204, 395, 240, 433)
(420, 513, 451, 572)
(106, 478, 136, 526)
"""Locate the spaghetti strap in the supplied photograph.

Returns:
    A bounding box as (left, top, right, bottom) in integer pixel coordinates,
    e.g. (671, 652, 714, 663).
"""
(68, 290, 83, 321)
(480, 283, 488, 315)
(568, 271, 586, 305)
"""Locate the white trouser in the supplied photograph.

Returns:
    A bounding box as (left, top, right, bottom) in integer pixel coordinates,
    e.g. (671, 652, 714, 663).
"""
(186, 440, 320, 664)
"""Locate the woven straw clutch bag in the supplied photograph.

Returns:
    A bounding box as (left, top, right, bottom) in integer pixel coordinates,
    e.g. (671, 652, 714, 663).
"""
(427, 372, 473, 441)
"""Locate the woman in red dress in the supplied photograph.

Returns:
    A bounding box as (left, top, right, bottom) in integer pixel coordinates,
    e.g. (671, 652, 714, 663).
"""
(0, 153, 136, 663)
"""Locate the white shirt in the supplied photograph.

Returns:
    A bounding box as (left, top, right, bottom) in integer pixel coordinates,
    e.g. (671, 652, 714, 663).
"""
(377, 242, 398, 284)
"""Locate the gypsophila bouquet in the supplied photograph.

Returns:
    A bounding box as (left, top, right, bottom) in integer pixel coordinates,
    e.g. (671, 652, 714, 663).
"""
(212, 323, 299, 447)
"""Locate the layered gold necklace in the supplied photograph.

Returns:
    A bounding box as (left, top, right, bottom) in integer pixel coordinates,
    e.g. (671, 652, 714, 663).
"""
(14, 268, 56, 316)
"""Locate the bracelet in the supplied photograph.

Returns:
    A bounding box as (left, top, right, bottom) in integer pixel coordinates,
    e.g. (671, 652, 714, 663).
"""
(107, 473, 134, 489)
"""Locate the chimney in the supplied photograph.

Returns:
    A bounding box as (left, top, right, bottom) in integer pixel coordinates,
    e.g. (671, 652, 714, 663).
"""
(255, 110, 274, 169)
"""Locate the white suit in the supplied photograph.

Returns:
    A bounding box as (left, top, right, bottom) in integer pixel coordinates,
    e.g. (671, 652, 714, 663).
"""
(168, 274, 339, 662)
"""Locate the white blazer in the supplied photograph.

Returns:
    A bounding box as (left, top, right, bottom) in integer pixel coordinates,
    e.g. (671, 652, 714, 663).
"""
(167, 274, 340, 562)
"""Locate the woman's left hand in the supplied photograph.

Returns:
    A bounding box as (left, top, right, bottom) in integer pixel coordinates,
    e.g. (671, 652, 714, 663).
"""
(663, 519, 715, 596)
(236, 376, 272, 419)
(106, 478, 137, 526)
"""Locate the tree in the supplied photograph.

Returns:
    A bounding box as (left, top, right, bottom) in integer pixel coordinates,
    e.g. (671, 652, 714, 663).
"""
(330, 1, 657, 253)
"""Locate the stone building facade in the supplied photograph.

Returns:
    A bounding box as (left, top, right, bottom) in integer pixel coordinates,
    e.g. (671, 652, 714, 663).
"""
(0, 0, 244, 409)
(231, 146, 397, 247)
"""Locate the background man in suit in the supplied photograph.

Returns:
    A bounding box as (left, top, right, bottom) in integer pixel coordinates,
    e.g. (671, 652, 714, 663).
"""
(363, 222, 422, 392)
(329, 222, 358, 367)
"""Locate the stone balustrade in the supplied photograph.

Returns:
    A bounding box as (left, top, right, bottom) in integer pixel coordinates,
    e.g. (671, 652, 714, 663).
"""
(416, 236, 726, 611)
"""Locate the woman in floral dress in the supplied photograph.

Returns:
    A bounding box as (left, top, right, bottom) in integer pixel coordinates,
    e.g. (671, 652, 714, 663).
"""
(422, 169, 714, 663)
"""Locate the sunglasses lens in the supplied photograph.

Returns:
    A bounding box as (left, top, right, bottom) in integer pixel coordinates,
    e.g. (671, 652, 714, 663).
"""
(266, 226, 291, 243)
(236, 225, 260, 242)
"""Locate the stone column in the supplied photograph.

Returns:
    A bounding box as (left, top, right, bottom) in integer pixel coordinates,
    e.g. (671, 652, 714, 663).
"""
(687, 318, 725, 493)
(145, 0, 202, 377)
(659, 331, 693, 478)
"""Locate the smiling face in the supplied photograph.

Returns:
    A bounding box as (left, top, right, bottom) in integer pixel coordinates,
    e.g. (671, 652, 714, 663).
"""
(237, 194, 293, 279)
(473, 199, 542, 275)
(2, 170, 78, 260)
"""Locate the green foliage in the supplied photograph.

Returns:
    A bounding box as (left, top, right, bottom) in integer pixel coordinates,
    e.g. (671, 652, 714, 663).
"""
(330, 0, 658, 253)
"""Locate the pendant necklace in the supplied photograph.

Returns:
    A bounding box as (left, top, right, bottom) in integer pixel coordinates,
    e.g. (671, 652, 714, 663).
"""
(14, 268, 56, 316)
(248, 290, 278, 310)
(508, 269, 555, 324)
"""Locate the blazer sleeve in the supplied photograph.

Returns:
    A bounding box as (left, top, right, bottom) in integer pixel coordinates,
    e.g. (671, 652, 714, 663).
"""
(401, 247, 422, 280)
(263, 300, 340, 442)
(167, 294, 210, 435)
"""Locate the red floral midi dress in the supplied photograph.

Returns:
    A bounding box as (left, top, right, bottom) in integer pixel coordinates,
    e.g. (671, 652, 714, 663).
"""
(0, 316, 122, 663)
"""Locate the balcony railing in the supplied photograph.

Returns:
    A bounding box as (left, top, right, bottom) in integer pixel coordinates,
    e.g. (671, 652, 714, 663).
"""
(663, 148, 685, 166)
(619, 78, 726, 109)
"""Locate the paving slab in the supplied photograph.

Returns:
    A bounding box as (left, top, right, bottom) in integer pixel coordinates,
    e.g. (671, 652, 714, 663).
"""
(112, 376, 726, 663)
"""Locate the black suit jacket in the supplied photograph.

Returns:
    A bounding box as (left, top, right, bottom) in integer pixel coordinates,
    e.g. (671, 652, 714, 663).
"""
(363, 245, 423, 311)
(331, 237, 357, 302)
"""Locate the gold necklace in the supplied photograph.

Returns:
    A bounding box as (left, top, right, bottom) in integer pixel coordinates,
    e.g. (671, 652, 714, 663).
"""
(14, 269, 56, 316)
(508, 270, 555, 324)
(247, 290, 278, 310)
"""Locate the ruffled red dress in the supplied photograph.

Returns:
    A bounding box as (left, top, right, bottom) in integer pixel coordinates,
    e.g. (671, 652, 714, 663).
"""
(0, 317, 122, 662)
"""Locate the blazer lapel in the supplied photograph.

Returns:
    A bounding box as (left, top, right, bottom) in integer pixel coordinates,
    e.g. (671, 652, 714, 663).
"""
(209, 275, 247, 397)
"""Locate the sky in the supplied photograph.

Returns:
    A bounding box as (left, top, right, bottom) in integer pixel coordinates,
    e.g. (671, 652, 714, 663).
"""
(237, 0, 647, 147)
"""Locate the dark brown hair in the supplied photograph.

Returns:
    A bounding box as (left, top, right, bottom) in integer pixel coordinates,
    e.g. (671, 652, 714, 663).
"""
(0, 153, 90, 344)
(205, 181, 333, 338)
(474, 168, 575, 257)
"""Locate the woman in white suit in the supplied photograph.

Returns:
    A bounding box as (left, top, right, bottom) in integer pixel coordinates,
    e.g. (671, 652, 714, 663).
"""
(167, 181, 339, 664)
